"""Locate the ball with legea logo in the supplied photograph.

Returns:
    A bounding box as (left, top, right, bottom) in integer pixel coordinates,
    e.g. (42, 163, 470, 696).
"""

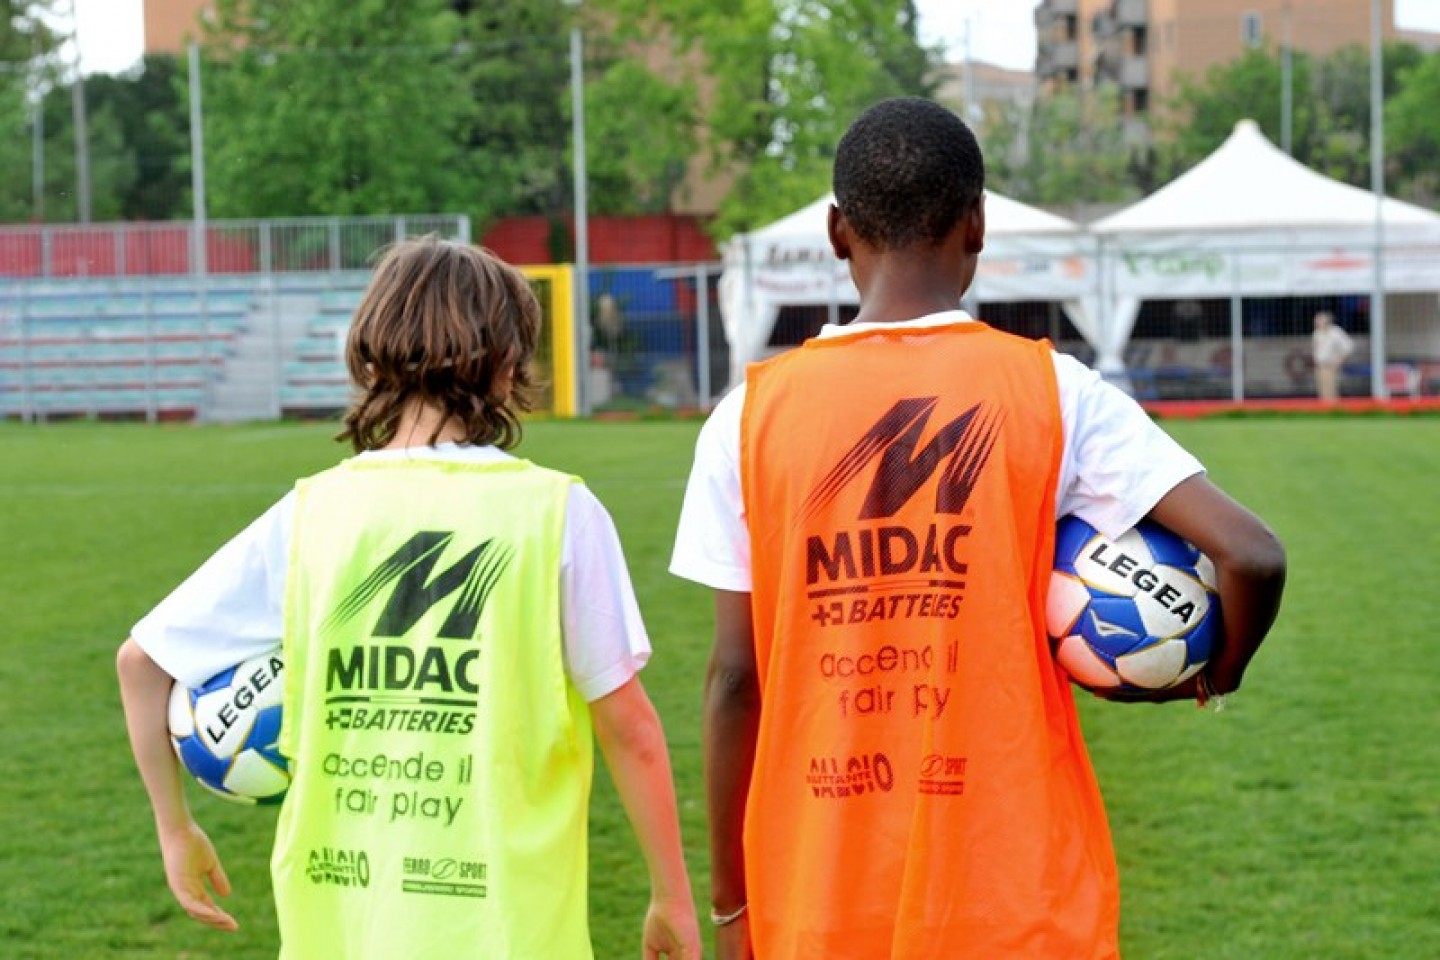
(168, 650, 290, 804)
(1046, 516, 1219, 696)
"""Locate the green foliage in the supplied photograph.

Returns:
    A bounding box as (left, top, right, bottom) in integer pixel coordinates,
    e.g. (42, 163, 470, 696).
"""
(85, 55, 191, 220)
(1387, 53, 1440, 207)
(0, 0, 65, 222)
(984, 84, 1138, 208)
(31, 84, 138, 223)
(200, 0, 475, 221)
(583, 57, 697, 215)
(593, 0, 938, 236)
(457, 3, 571, 222)
(1158, 42, 1436, 205)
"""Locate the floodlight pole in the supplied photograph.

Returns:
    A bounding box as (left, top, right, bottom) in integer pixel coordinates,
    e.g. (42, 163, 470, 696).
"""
(1281, 0, 1293, 155)
(32, 93, 44, 221)
(1369, 0, 1387, 399)
(568, 3, 592, 416)
(69, 0, 90, 222)
(188, 42, 208, 275)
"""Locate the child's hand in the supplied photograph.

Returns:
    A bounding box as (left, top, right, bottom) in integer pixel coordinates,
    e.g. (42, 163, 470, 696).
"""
(158, 819, 238, 931)
(642, 895, 702, 959)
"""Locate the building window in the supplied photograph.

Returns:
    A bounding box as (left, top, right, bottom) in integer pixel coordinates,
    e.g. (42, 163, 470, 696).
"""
(1133, 25, 1148, 56)
(1241, 11, 1263, 48)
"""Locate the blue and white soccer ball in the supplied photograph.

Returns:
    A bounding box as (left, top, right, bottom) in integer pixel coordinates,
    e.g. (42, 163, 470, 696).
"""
(168, 651, 289, 804)
(1047, 516, 1219, 696)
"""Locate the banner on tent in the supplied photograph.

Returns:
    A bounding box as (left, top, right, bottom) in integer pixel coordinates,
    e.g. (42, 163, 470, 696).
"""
(1112, 245, 1440, 297)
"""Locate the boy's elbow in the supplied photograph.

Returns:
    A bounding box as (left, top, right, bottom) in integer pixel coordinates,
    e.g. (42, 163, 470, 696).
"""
(705, 659, 760, 712)
(1235, 524, 1288, 587)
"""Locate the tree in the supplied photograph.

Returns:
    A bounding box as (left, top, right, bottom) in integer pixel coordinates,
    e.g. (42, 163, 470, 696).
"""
(457, 2, 572, 224)
(0, 0, 62, 222)
(200, 0, 477, 220)
(83, 56, 190, 220)
(592, 0, 938, 236)
(1157, 42, 1432, 203)
(32, 80, 136, 222)
(581, 56, 697, 215)
(983, 85, 1138, 209)
(1386, 51, 1440, 207)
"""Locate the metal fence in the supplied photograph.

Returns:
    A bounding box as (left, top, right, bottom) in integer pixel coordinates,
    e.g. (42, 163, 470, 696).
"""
(0, 251, 730, 423)
(6, 228, 1438, 425)
(0, 215, 471, 279)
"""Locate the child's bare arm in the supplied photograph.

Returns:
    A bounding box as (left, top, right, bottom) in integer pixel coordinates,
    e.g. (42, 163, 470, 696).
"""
(591, 677, 701, 959)
(1148, 474, 1287, 697)
(116, 638, 238, 932)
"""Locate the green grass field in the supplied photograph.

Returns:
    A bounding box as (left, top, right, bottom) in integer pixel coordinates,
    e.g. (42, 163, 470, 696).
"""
(2, 414, 1438, 959)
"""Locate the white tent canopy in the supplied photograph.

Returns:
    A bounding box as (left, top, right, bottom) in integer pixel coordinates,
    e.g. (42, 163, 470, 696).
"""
(1087, 119, 1440, 378)
(717, 191, 1097, 385)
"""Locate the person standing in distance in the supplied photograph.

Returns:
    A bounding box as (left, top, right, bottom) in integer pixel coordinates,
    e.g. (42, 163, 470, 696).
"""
(118, 237, 701, 959)
(1312, 309, 1354, 402)
(671, 98, 1287, 959)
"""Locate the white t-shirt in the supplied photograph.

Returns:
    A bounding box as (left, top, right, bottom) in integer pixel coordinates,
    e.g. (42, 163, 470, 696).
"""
(132, 444, 650, 702)
(670, 313, 1205, 592)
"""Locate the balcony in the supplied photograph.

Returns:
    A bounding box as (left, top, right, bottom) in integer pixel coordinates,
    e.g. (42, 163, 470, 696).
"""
(1037, 41, 1080, 78)
(1035, 0, 1078, 29)
(1119, 55, 1149, 89)
(1114, 0, 1147, 28)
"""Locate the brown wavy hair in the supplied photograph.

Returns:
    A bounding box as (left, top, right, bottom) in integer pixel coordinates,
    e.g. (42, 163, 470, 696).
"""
(338, 237, 541, 452)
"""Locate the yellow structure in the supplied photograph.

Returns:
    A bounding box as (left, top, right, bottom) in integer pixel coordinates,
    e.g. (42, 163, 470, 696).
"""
(521, 265, 578, 418)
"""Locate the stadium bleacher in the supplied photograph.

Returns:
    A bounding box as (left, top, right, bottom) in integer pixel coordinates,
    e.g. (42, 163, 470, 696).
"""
(1, 274, 376, 421)
(1, 281, 251, 419)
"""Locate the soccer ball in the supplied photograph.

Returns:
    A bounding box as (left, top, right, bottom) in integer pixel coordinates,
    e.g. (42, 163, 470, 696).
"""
(1046, 516, 1218, 696)
(168, 651, 289, 804)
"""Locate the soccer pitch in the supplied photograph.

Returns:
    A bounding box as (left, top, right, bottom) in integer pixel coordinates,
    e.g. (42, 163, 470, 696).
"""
(2, 414, 1438, 958)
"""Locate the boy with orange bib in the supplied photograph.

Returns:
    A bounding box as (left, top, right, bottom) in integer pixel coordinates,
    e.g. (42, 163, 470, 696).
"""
(671, 98, 1287, 958)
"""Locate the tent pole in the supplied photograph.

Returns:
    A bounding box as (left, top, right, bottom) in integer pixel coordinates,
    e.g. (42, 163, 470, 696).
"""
(1369, 0, 1388, 400)
(1229, 255, 1244, 403)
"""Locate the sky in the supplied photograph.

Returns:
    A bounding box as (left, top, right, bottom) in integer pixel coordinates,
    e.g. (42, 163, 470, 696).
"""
(64, 0, 1440, 76)
(67, 0, 1044, 74)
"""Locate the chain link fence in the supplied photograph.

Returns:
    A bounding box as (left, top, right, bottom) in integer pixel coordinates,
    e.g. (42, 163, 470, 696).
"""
(6, 221, 1438, 424)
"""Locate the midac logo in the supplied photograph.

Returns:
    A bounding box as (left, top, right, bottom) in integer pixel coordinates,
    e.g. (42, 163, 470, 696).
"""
(325, 531, 513, 640)
(800, 398, 1001, 595)
(320, 532, 514, 704)
(802, 397, 1001, 521)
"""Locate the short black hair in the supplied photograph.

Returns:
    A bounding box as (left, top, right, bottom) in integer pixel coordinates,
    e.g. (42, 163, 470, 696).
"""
(832, 97, 985, 251)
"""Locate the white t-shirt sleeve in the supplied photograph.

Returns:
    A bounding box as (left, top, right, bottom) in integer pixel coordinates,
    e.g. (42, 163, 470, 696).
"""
(131, 473, 651, 702)
(131, 492, 293, 689)
(1052, 352, 1205, 539)
(669, 386, 752, 592)
(667, 352, 1206, 592)
(560, 483, 652, 702)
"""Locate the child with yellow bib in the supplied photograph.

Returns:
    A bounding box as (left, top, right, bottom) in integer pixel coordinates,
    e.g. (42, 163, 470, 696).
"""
(119, 237, 700, 959)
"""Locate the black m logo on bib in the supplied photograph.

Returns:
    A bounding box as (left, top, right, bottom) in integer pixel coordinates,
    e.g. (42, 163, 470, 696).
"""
(325, 532, 514, 640)
(802, 397, 1001, 521)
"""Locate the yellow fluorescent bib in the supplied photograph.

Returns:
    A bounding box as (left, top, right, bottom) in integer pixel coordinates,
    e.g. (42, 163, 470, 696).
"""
(274, 458, 593, 959)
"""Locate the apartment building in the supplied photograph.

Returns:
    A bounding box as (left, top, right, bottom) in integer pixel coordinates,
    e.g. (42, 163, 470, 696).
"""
(1036, 0, 1438, 138)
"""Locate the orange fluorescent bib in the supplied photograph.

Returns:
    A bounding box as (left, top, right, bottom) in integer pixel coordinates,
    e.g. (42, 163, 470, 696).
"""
(740, 323, 1119, 959)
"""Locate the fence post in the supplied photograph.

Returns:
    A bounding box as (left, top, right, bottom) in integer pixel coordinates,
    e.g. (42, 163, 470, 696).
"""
(144, 277, 157, 424)
(329, 217, 342, 273)
(695, 263, 711, 410)
(1229, 254, 1244, 403)
(19, 283, 34, 423)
